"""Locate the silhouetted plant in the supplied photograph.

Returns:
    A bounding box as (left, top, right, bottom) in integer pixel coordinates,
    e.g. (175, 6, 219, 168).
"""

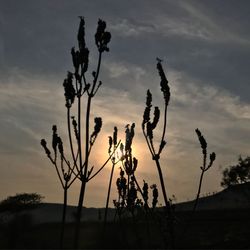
(150, 184, 158, 210)
(221, 155, 250, 188)
(193, 128, 216, 211)
(142, 59, 174, 248)
(41, 17, 118, 249)
(41, 125, 76, 248)
(114, 124, 153, 216)
(104, 126, 122, 229)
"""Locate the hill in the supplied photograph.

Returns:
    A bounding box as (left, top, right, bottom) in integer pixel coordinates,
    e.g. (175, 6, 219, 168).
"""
(176, 182, 250, 211)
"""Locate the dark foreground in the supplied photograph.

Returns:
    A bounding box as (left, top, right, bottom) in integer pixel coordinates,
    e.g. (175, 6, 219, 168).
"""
(0, 208, 250, 249)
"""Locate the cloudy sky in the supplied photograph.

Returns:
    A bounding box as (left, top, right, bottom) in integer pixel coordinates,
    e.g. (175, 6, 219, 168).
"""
(0, 0, 250, 207)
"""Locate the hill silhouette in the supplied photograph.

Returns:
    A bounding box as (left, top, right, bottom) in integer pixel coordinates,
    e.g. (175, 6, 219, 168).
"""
(176, 182, 250, 211)
(1, 183, 250, 226)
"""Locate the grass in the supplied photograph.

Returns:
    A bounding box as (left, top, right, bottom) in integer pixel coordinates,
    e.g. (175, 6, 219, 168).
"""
(1, 208, 250, 249)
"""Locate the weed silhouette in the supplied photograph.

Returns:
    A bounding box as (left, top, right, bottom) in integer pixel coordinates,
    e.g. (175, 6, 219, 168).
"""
(41, 17, 117, 249)
(142, 59, 174, 248)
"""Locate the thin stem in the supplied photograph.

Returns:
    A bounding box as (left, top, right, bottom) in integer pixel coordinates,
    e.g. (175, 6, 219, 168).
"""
(158, 103, 167, 155)
(74, 52, 103, 249)
(60, 187, 68, 249)
(78, 96, 83, 175)
(88, 140, 121, 181)
(142, 128, 155, 156)
(91, 52, 102, 93)
(47, 156, 64, 188)
(193, 170, 205, 212)
(155, 158, 175, 249)
(155, 159, 168, 208)
(67, 108, 79, 172)
(104, 162, 115, 230)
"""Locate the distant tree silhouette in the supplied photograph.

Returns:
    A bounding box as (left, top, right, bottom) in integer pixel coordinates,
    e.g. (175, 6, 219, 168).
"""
(0, 193, 43, 213)
(221, 156, 250, 187)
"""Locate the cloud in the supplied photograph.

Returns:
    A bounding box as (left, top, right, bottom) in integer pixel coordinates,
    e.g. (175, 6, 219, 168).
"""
(110, 19, 155, 37)
(0, 0, 250, 206)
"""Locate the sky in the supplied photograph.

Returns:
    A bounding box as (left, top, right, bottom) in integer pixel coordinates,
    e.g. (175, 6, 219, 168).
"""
(0, 0, 250, 207)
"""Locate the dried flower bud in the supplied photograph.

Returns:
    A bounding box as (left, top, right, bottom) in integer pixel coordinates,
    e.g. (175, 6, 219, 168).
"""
(78, 16, 86, 50)
(90, 117, 102, 144)
(133, 157, 138, 172)
(63, 72, 75, 108)
(146, 122, 153, 140)
(146, 89, 152, 108)
(108, 136, 112, 154)
(157, 61, 170, 105)
(57, 136, 64, 157)
(113, 126, 117, 146)
(80, 48, 89, 73)
(207, 152, 216, 170)
(41, 139, 47, 148)
(142, 90, 153, 129)
(41, 139, 51, 157)
(71, 47, 80, 74)
(210, 152, 216, 162)
(52, 125, 58, 153)
(151, 106, 160, 129)
(151, 184, 158, 209)
(120, 143, 124, 156)
(125, 123, 135, 151)
(195, 128, 207, 153)
(142, 107, 150, 129)
(71, 116, 79, 141)
(95, 19, 111, 52)
(143, 180, 149, 203)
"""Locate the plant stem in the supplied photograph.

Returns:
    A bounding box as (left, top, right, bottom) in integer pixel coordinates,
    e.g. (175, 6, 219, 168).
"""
(155, 158, 168, 207)
(74, 52, 102, 249)
(74, 97, 91, 248)
(60, 187, 68, 249)
(104, 162, 115, 229)
(193, 169, 205, 212)
(155, 158, 175, 249)
(67, 108, 78, 171)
